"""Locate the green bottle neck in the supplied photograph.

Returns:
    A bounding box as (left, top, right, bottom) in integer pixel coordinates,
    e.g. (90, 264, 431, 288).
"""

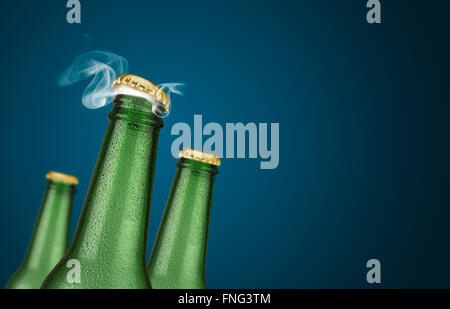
(175, 159, 218, 270)
(69, 94, 163, 264)
(177, 158, 219, 174)
(109, 94, 164, 128)
(149, 158, 218, 288)
(23, 181, 75, 268)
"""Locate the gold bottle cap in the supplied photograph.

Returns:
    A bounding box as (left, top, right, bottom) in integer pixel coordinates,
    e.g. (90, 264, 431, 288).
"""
(46, 171, 79, 185)
(112, 74, 170, 112)
(179, 148, 221, 166)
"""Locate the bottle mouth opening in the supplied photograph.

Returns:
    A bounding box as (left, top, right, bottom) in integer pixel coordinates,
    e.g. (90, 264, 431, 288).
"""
(46, 181, 77, 193)
(113, 86, 169, 117)
(177, 158, 219, 175)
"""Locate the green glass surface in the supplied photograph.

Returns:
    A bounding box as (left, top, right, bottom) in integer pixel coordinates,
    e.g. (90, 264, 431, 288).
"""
(148, 158, 218, 289)
(42, 95, 163, 289)
(6, 181, 75, 289)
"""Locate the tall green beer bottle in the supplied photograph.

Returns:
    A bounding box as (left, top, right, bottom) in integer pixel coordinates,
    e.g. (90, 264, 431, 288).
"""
(42, 74, 170, 289)
(148, 148, 220, 289)
(6, 171, 78, 289)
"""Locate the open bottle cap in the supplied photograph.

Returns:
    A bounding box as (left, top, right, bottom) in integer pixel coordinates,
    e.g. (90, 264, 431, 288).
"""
(179, 148, 221, 166)
(46, 171, 79, 185)
(112, 74, 170, 113)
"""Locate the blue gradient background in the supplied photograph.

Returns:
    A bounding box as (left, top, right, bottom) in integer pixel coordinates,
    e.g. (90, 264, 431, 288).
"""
(1, 0, 449, 288)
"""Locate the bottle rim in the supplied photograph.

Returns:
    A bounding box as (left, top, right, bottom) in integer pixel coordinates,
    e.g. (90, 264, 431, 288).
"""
(112, 74, 170, 113)
(46, 171, 79, 185)
(179, 148, 221, 166)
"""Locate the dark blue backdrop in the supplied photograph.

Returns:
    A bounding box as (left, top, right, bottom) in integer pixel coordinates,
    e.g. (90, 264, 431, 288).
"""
(0, 0, 449, 288)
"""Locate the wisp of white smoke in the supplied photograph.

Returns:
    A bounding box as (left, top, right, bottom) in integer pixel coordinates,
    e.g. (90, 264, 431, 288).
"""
(154, 83, 185, 118)
(58, 50, 184, 114)
(58, 50, 128, 109)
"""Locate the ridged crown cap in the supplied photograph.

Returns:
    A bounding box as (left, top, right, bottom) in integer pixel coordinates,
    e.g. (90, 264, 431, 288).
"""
(179, 148, 221, 166)
(112, 74, 170, 112)
(46, 171, 79, 185)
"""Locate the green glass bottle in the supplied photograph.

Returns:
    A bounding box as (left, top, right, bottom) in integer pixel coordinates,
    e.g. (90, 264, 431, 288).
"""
(6, 171, 78, 289)
(148, 148, 220, 289)
(42, 74, 170, 289)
